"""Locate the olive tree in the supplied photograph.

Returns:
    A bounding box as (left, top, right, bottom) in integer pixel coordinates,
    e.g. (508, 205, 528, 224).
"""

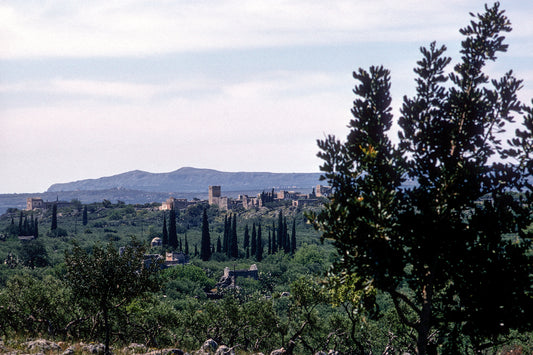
(65, 241, 159, 354)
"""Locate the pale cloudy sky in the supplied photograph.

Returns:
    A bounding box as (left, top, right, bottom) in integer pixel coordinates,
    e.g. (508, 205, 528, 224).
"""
(1, 0, 532, 193)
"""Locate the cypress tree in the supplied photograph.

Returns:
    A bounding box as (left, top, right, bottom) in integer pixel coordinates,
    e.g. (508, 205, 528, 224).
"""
(34, 219, 39, 238)
(162, 213, 168, 247)
(243, 224, 250, 251)
(217, 236, 222, 253)
(272, 221, 278, 253)
(283, 218, 290, 253)
(184, 233, 189, 255)
(51, 204, 58, 231)
(30, 214, 34, 235)
(268, 231, 272, 255)
(251, 223, 257, 256)
(223, 216, 229, 255)
(23, 216, 29, 235)
(18, 211, 23, 234)
(231, 214, 238, 258)
(291, 219, 297, 254)
(200, 208, 211, 261)
(82, 206, 88, 226)
(168, 208, 178, 249)
(277, 211, 283, 252)
(256, 223, 263, 262)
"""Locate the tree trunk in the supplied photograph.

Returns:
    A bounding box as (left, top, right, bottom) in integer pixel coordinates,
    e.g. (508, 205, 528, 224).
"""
(103, 304, 111, 355)
(417, 282, 433, 355)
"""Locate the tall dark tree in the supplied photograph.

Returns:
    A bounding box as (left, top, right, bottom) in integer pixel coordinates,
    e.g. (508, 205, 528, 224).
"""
(18, 210, 23, 234)
(268, 231, 272, 255)
(184, 233, 189, 255)
(271, 222, 278, 254)
(223, 215, 229, 255)
(162, 213, 168, 247)
(22, 216, 29, 235)
(82, 205, 88, 226)
(283, 218, 290, 253)
(255, 223, 263, 262)
(34, 218, 39, 239)
(200, 208, 211, 261)
(51, 204, 57, 231)
(231, 214, 238, 258)
(311, 4, 533, 354)
(243, 224, 250, 251)
(29, 214, 34, 235)
(277, 211, 283, 252)
(168, 208, 178, 249)
(290, 219, 296, 254)
(250, 223, 257, 257)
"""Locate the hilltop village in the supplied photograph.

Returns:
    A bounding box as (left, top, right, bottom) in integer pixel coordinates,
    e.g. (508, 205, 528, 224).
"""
(25, 184, 332, 213)
(159, 185, 332, 212)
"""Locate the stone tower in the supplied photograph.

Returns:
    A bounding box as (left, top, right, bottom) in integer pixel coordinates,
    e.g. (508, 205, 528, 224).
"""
(208, 185, 221, 205)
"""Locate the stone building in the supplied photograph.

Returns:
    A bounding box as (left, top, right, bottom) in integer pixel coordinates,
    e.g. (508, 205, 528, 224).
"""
(208, 185, 221, 205)
(160, 197, 189, 211)
(26, 197, 73, 211)
(315, 185, 332, 197)
(26, 198, 44, 210)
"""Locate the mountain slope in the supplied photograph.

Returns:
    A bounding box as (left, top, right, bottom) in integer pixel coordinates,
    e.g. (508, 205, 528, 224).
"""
(47, 167, 323, 193)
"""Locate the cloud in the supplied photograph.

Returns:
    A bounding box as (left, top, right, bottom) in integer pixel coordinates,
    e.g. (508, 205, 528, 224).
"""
(3, 0, 530, 59)
(0, 69, 351, 191)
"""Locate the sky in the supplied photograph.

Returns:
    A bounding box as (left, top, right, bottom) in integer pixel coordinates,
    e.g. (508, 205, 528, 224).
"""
(1, 0, 532, 193)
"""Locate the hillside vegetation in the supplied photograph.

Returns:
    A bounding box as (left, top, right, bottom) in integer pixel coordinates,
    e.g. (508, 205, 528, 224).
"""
(0, 200, 531, 354)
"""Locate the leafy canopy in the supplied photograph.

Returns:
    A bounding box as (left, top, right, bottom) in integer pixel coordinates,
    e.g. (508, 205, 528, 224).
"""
(311, 3, 533, 354)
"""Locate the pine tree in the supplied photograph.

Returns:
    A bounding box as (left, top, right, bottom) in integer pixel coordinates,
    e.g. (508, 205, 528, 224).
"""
(82, 205, 88, 226)
(162, 213, 168, 247)
(168, 209, 178, 249)
(200, 208, 211, 261)
(256, 223, 263, 262)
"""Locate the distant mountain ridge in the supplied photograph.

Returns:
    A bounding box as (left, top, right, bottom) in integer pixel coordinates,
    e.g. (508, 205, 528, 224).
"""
(47, 167, 323, 193)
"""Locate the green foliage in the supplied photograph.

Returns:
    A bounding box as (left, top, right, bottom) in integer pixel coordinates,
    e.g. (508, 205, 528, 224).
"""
(64, 240, 160, 353)
(200, 208, 211, 261)
(50, 204, 57, 231)
(0, 272, 73, 338)
(311, 3, 533, 354)
(162, 264, 214, 299)
(18, 239, 49, 268)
